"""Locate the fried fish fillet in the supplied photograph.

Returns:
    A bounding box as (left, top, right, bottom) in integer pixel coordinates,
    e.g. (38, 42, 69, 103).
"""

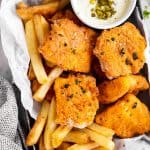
(96, 94, 150, 138)
(98, 75, 149, 104)
(54, 74, 99, 128)
(94, 22, 146, 79)
(40, 18, 96, 73)
(51, 9, 81, 25)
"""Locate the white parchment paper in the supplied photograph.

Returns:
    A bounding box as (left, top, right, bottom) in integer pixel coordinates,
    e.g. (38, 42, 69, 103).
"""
(0, 0, 41, 119)
(0, 0, 150, 149)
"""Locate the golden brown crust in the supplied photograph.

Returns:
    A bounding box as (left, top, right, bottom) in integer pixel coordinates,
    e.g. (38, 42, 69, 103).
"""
(96, 94, 150, 138)
(54, 74, 99, 128)
(40, 18, 96, 73)
(94, 22, 146, 79)
(98, 76, 130, 104)
(50, 9, 81, 25)
(98, 75, 149, 104)
(128, 75, 149, 94)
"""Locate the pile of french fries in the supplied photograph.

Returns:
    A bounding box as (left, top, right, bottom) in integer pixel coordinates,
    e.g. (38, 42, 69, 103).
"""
(16, 0, 115, 150)
(16, 0, 70, 21)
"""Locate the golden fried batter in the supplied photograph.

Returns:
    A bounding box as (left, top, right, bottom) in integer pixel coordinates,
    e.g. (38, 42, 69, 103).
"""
(96, 94, 150, 138)
(94, 22, 146, 79)
(98, 75, 149, 104)
(40, 18, 96, 73)
(128, 75, 149, 94)
(54, 74, 99, 128)
(51, 9, 81, 25)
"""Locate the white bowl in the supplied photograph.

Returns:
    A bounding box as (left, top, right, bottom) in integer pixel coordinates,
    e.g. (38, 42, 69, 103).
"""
(70, 0, 137, 29)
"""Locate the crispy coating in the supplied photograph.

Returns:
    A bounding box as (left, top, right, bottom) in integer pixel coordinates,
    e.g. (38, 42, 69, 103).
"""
(51, 9, 81, 25)
(96, 94, 150, 138)
(98, 75, 149, 104)
(40, 18, 96, 73)
(94, 22, 146, 79)
(54, 74, 99, 128)
(128, 75, 149, 94)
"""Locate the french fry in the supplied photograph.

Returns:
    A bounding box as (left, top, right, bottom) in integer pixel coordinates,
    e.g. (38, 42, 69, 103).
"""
(16, 1, 28, 9)
(93, 147, 108, 150)
(25, 19, 48, 84)
(26, 100, 50, 146)
(64, 130, 90, 144)
(83, 128, 114, 150)
(56, 142, 71, 150)
(33, 67, 63, 102)
(52, 126, 72, 148)
(44, 97, 57, 150)
(31, 79, 40, 93)
(33, 15, 50, 45)
(67, 143, 100, 150)
(16, 1, 59, 21)
(87, 123, 115, 139)
(39, 135, 46, 150)
(28, 63, 35, 81)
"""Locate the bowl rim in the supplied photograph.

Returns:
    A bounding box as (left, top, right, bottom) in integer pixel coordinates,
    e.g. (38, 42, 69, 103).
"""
(70, 0, 137, 29)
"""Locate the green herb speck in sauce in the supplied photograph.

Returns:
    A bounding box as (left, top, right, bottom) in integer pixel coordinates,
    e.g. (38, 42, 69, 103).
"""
(90, 0, 116, 20)
(90, 0, 96, 4)
(91, 13, 96, 17)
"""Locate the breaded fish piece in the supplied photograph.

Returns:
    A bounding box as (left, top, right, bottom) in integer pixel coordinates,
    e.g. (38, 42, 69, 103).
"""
(98, 75, 149, 104)
(94, 22, 146, 79)
(54, 74, 99, 128)
(51, 9, 81, 25)
(40, 18, 96, 73)
(96, 94, 150, 138)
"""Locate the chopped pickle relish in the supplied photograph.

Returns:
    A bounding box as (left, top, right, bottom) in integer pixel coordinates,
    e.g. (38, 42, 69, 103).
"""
(90, 0, 116, 20)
